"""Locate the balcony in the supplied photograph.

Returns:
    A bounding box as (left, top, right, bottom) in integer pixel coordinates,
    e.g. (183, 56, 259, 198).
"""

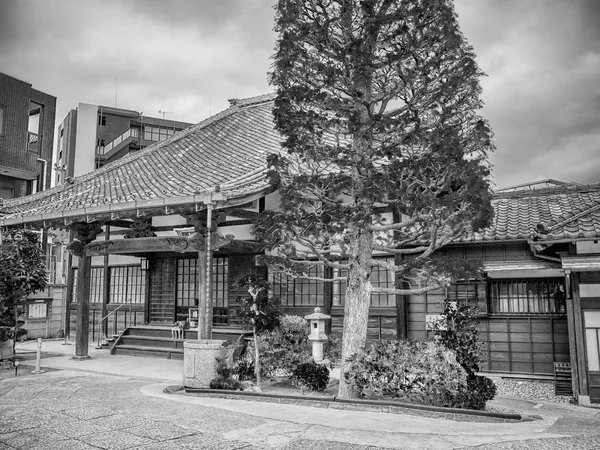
(28, 132, 39, 153)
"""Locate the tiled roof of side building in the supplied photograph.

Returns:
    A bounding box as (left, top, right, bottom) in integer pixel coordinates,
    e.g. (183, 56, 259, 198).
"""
(0, 94, 281, 225)
(459, 182, 600, 243)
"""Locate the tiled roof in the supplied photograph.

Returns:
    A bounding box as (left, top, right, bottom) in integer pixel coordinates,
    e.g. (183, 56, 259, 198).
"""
(2, 92, 600, 245)
(460, 183, 600, 243)
(0, 93, 280, 226)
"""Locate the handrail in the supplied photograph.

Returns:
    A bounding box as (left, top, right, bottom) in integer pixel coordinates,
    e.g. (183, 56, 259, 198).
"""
(97, 128, 138, 156)
(95, 298, 134, 349)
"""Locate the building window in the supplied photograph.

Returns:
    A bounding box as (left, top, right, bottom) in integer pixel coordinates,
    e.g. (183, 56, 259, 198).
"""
(28, 103, 41, 153)
(176, 257, 228, 308)
(447, 281, 488, 314)
(0, 104, 5, 135)
(98, 115, 107, 126)
(71, 267, 105, 303)
(109, 266, 145, 304)
(271, 265, 325, 307)
(332, 257, 396, 307)
(60, 127, 64, 137)
(0, 187, 14, 199)
(489, 278, 565, 314)
(143, 125, 176, 142)
(584, 311, 600, 372)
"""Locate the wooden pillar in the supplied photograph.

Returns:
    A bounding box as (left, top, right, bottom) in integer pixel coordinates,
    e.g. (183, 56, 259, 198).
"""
(197, 248, 212, 339)
(189, 202, 233, 340)
(67, 222, 103, 360)
(565, 270, 580, 399)
(571, 274, 589, 400)
(101, 226, 111, 338)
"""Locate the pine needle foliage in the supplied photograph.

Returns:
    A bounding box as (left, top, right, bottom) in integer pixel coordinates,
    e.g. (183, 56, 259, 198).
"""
(263, 0, 495, 398)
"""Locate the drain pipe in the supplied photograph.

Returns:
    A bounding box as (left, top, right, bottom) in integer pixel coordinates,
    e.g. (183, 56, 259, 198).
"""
(36, 158, 47, 192)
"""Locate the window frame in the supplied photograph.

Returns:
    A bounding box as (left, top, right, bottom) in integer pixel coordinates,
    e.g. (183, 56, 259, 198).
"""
(270, 264, 326, 307)
(446, 280, 488, 317)
(489, 277, 566, 315)
(332, 256, 397, 308)
(0, 104, 5, 136)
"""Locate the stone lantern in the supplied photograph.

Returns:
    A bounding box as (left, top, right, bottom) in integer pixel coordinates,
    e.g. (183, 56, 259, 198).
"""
(305, 307, 331, 363)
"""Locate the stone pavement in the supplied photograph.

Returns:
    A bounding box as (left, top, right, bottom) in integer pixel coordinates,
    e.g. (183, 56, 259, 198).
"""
(0, 339, 597, 449)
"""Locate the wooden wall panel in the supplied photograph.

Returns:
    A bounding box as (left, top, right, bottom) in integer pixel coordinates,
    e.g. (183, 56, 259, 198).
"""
(484, 316, 570, 375)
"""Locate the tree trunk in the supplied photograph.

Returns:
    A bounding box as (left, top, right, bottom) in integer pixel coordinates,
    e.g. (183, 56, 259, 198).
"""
(253, 326, 261, 389)
(337, 231, 373, 398)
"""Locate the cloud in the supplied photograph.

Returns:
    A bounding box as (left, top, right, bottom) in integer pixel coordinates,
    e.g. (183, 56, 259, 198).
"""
(455, 0, 600, 188)
(1, 0, 598, 189)
(0, 0, 275, 125)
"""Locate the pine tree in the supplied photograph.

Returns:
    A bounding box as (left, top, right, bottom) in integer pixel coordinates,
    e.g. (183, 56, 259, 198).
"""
(263, 0, 495, 398)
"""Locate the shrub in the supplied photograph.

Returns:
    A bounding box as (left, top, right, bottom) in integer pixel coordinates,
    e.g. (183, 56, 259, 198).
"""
(431, 300, 496, 409)
(257, 314, 312, 376)
(209, 378, 242, 390)
(455, 374, 497, 410)
(210, 356, 242, 391)
(432, 301, 483, 374)
(291, 361, 330, 392)
(323, 334, 342, 367)
(344, 340, 469, 407)
(232, 353, 256, 382)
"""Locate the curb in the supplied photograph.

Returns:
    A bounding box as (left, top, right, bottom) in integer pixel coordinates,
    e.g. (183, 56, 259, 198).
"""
(178, 386, 523, 423)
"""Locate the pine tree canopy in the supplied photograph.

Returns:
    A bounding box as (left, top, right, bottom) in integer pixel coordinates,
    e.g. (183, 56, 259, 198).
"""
(260, 0, 495, 295)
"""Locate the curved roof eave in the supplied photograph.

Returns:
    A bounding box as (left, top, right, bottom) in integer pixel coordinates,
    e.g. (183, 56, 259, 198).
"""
(0, 93, 279, 228)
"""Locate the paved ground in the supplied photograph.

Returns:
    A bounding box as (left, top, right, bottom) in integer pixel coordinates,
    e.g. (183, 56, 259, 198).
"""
(0, 339, 598, 449)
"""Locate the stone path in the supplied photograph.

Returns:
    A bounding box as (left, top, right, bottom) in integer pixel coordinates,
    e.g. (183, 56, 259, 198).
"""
(1, 368, 599, 449)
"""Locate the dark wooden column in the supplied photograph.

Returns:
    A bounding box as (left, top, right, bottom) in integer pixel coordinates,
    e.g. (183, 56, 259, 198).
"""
(564, 270, 580, 399)
(189, 208, 233, 340)
(571, 273, 589, 400)
(67, 222, 103, 360)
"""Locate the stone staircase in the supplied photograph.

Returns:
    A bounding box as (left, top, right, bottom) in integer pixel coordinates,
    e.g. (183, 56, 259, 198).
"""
(108, 326, 247, 360)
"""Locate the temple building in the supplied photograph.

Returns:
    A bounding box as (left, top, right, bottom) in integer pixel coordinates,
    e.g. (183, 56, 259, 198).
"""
(1, 94, 599, 406)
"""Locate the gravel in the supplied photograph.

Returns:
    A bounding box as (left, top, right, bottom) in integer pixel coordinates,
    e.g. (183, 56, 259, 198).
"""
(490, 377, 574, 405)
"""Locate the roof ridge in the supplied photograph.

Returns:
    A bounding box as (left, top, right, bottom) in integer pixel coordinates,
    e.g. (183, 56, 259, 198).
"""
(494, 182, 600, 200)
(228, 93, 276, 108)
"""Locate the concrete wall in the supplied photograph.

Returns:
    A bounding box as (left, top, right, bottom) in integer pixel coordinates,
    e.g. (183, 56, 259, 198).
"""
(73, 103, 98, 177)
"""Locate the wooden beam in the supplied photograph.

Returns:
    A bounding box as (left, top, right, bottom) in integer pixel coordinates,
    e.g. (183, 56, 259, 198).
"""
(86, 235, 255, 256)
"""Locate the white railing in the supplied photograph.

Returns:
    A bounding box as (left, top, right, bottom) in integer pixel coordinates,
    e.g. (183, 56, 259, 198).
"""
(97, 128, 139, 156)
(95, 298, 134, 349)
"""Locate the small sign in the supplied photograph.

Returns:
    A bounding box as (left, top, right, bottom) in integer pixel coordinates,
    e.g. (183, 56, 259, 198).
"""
(425, 314, 445, 331)
(28, 302, 47, 319)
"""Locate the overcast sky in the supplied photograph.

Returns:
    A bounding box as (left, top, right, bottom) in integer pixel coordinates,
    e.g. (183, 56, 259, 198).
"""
(1, 0, 599, 190)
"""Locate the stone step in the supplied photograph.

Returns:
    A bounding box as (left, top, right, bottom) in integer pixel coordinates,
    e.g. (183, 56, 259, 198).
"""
(112, 344, 184, 360)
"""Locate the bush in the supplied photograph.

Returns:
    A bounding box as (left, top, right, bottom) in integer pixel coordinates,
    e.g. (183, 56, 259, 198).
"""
(454, 374, 497, 410)
(209, 378, 242, 390)
(258, 314, 312, 376)
(323, 334, 342, 367)
(431, 301, 484, 374)
(291, 361, 330, 392)
(232, 353, 256, 382)
(431, 300, 496, 409)
(344, 340, 469, 407)
(210, 356, 243, 391)
(0, 326, 26, 342)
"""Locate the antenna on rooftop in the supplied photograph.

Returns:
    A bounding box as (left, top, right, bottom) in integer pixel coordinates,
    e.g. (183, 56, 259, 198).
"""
(158, 109, 171, 119)
(115, 77, 118, 107)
